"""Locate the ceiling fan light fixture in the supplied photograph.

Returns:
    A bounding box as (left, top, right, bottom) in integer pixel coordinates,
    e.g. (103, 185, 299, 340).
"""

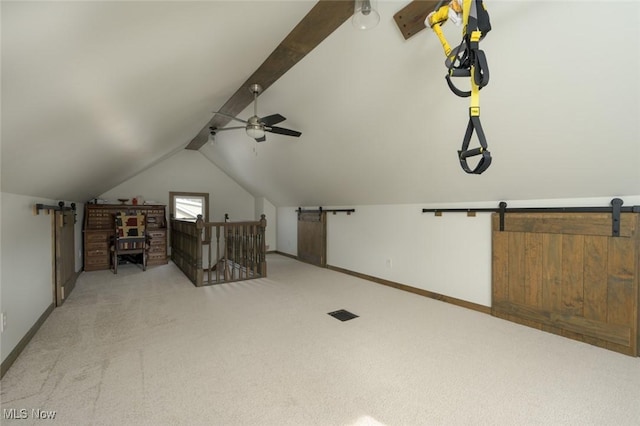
(353, 0, 380, 30)
(246, 124, 265, 139)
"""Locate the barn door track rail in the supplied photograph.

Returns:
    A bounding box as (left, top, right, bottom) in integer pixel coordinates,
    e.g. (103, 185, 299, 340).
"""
(33, 201, 76, 215)
(33, 201, 78, 224)
(422, 198, 640, 237)
(297, 207, 355, 219)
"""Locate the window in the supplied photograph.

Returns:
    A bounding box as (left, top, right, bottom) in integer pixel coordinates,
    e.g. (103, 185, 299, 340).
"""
(174, 196, 203, 221)
(169, 192, 209, 222)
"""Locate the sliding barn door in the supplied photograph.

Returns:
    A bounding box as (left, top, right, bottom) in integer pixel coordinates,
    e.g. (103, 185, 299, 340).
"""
(54, 210, 76, 306)
(492, 212, 640, 356)
(297, 211, 326, 267)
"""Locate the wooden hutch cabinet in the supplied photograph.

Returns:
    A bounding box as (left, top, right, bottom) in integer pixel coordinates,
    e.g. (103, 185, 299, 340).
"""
(83, 203, 168, 271)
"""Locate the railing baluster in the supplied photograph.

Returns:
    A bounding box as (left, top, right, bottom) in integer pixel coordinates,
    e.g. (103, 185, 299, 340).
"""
(195, 216, 203, 286)
(234, 225, 240, 280)
(235, 224, 239, 280)
(260, 214, 266, 276)
(227, 224, 232, 281)
(206, 239, 211, 285)
(240, 225, 244, 278)
(216, 225, 220, 284)
(241, 225, 245, 278)
(242, 224, 247, 279)
(248, 225, 252, 276)
(251, 225, 258, 277)
(230, 224, 234, 281)
(231, 225, 236, 280)
(223, 224, 229, 282)
(252, 224, 258, 276)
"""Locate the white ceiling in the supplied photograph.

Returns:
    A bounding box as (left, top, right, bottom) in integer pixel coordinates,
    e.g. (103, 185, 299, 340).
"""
(2, 1, 639, 206)
(1, 1, 314, 201)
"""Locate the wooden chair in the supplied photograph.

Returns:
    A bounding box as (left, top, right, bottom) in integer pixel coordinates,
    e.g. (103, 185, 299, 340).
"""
(111, 211, 149, 274)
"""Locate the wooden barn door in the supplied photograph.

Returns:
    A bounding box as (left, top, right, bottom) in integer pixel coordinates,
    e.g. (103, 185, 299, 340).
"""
(297, 211, 326, 267)
(54, 209, 76, 306)
(492, 212, 639, 356)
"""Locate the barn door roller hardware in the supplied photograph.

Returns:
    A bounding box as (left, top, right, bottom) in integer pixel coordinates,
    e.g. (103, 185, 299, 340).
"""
(422, 198, 639, 237)
(33, 201, 76, 214)
(297, 207, 355, 220)
(33, 202, 77, 224)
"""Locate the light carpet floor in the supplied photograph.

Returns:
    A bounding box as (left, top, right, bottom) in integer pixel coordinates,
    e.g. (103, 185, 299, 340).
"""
(1, 254, 639, 425)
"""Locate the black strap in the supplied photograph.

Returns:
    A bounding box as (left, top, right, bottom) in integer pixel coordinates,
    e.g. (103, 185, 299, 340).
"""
(473, 49, 489, 87)
(458, 115, 491, 174)
(445, 44, 489, 98)
(446, 72, 471, 97)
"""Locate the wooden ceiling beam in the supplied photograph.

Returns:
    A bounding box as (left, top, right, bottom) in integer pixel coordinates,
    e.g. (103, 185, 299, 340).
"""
(393, 0, 440, 40)
(186, 0, 354, 150)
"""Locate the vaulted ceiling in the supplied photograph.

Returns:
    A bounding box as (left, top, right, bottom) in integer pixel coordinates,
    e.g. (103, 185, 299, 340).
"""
(2, 1, 639, 206)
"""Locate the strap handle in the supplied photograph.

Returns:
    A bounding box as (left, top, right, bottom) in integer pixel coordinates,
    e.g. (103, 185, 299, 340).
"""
(446, 72, 471, 98)
(445, 43, 489, 98)
(473, 48, 489, 88)
(458, 114, 491, 174)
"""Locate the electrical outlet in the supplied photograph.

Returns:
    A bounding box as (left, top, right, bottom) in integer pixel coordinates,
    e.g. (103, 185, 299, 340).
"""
(386, 259, 393, 268)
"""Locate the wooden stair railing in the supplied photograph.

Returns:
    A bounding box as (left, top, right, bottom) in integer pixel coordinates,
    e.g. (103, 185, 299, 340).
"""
(170, 215, 267, 286)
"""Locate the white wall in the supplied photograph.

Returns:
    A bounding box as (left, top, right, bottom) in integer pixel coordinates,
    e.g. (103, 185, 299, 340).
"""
(255, 197, 276, 251)
(276, 206, 298, 255)
(278, 195, 640, 307)
(100, 150, 255, 221)
(0, 192, 83, 364)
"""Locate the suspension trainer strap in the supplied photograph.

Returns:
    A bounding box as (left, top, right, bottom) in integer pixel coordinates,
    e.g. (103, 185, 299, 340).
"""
(458, 0, 492, 174)
(427, 0, 492, 174)
(457, 19, 491, 174)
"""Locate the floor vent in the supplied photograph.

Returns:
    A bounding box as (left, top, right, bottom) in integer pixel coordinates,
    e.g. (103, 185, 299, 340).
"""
(328, 309, 359, 322)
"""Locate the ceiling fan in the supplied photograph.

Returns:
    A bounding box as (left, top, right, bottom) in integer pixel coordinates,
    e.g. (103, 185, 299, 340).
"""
(210, 84, 301, 143)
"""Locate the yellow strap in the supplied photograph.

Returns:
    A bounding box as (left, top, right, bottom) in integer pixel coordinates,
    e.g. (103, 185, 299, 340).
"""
(429, 4, 450, 27)
(430, 1, 481, 117)
(470, 65, 480, 116)
(428, 5, 453, 58)
(431, 23, 452, 58)
(462, 0, 472, 33)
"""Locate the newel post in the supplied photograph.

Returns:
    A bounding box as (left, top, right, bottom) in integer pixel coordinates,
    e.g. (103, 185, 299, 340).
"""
(195, 214, 204, 286)
(259, 214, 267, 276)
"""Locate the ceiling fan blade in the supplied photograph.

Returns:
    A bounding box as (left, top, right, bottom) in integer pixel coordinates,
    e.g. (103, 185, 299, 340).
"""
(260, 114, 286, 126)
(214, 126, 246, 132)
(266, 126, 301, 137)
(185, 1, 353, 150)
(255, 136, 267, 143)
(213, 111, 247, 124)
